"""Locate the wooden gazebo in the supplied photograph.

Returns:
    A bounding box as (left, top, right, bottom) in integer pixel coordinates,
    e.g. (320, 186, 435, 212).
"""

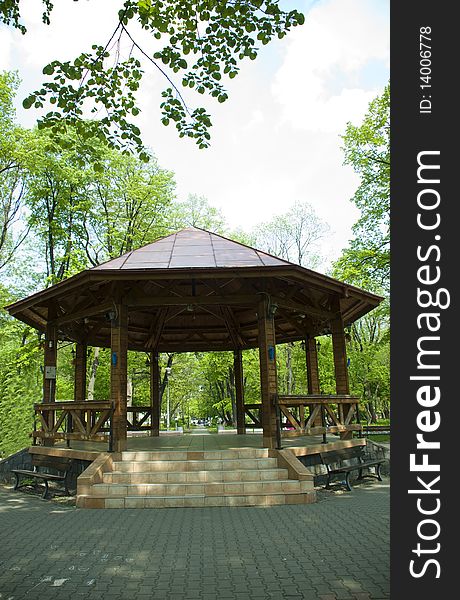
(6, 227, 382, 452)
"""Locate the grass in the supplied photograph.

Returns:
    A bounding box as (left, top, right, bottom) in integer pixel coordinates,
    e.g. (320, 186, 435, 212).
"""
(367, 434, 390, 442)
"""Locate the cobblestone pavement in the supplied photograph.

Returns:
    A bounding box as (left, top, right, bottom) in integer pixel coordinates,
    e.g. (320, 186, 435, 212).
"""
(0, 481, 389, 600)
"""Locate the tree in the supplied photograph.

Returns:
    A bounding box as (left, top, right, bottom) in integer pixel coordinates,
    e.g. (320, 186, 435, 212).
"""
(336, 84, 390, 292)
(332, 85, 391, 423)
(81, 147, 175, 265)
(1, 1, 305, 154)
(251, 201, 329, 268)
(0, 71, 33, 270)
(170, 193, 226, 233)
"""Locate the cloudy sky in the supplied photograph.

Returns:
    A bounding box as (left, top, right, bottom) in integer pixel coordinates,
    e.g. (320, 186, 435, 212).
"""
(1, 0, 389, 267)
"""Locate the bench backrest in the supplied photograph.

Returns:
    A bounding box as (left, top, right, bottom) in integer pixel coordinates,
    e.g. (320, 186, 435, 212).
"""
(31, 455, 73, 474)
(320, 445, 365, 466)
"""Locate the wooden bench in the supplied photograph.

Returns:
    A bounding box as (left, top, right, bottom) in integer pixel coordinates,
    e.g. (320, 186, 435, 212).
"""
(12, 455, 73, 499)
(320, 445, 386, 491)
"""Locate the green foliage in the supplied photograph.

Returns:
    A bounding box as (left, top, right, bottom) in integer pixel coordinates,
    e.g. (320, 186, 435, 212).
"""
(337, 84, 390, 291)
(333, 85, 391, 422)
(0, 71, 35, 270)
(170, 194, 226, 233)
(251, 201, 329, 268)
(0, 285, 41, 458)
(7, 0, 306, 153)
(0, 0, 53, 33)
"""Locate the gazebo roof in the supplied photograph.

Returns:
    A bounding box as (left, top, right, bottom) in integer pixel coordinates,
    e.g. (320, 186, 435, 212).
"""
(92, 227, 290, 270)
(6, 227, 383, 352)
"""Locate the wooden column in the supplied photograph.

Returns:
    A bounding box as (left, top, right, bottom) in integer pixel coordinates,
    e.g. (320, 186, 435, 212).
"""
(150, 351, 160, 437)
(74, 343, 87, 402)
(234, 349, 245, 435)
(306, 337, 321, 426)
(111, 304, 128, 452)
(331, 313, 351, 439)
(43, 321, 57, 446)
(258, 298, 278, 449)
(43, 323, 57, 403)
(305, 337, 320, 394)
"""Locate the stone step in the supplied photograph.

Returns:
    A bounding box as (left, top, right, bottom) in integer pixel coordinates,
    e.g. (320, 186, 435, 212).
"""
(104, 468, 290, 484)
(78, 490, 317, 509)
(121, 449, 270, 461)
(112, 457, 278, 473)
(90, 480, 313, 498)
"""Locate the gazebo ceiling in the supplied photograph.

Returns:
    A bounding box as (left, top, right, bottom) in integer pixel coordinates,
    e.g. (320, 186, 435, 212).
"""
(6, 228, 382, 352)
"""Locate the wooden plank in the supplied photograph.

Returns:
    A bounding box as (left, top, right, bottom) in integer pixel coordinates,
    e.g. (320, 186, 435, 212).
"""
(277, 396, 359, 405)
(279, 405, 301, 431)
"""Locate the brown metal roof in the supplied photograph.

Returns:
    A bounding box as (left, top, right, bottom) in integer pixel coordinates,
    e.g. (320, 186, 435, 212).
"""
(93, 227, 291, 271)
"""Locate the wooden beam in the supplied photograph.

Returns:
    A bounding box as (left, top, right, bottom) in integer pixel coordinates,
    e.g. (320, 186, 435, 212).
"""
(145, 308, 168, 350)
(306, 338, 321, 394)
(258, 296, 279, 449)
(126, 294, 257, 308)
(111, 304, 128, 452)
(52, 302, 113, 327)
(272, 295, 336, 320)
(331, 313, 352, 440)
(74, 342, 87, 402)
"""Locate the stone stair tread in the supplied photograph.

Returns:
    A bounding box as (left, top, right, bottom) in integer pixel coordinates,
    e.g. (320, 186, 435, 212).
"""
(78, 491, 316, 508)
(90, 482, 311, 497)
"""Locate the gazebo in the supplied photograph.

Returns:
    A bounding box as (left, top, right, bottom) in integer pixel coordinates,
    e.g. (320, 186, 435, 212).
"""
(6, 227, 382, 452)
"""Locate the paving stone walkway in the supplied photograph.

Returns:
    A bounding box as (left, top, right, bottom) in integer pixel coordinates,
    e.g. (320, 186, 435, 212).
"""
(0, 481, 389, 600)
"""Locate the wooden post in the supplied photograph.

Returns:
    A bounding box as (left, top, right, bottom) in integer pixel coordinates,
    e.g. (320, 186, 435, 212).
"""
(43, 323, 57, 403)
(234, 349, 245, 434)
(74, 343, 87, 402)
(331, 313, 351, 439)
(258, 297, 278, 449)
(305, 337, 321, 426)
(111, 304, 128, 452)
(306, 338, 320, 394)
(43, 321, 57, 446)
(150, 351, 160, 437)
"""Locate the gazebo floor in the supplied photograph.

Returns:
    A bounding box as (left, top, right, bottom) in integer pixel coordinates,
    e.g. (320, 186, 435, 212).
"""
(40, 431, 357, 455)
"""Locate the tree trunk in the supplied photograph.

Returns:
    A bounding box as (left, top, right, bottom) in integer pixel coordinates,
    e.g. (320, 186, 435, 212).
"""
(87, 347, 99, 400)
(286, 343, 293, 395)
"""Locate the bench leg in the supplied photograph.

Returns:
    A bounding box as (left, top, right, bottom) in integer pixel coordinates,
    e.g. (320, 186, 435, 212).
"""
(42, 480, 49, 500)
(13, 472, 20, 491)
(357, 468, 364, 480)
(345, 472, 352, 492)
(325, 472, 332, 489)
(376, 463, 383, 482)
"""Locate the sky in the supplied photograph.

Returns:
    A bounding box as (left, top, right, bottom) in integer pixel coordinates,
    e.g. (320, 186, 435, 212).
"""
(0, 0, 389, 268)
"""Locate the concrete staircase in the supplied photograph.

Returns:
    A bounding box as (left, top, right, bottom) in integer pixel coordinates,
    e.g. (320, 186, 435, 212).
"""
(77, 448, 316, 508)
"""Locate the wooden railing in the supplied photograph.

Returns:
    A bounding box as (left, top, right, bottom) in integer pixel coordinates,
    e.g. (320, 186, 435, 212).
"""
(33, 401, 114, 450)
(244, 394, 362, 437)
(126, 406, 152, 431)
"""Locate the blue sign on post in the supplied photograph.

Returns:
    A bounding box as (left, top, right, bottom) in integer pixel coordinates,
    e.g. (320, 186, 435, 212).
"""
(112, 352, 117, 366)
(268, 345, 275, 361)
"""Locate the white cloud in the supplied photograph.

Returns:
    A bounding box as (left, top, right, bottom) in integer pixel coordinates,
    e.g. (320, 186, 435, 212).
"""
(0, 28, 13, 70)
(272, 0, 389, 133)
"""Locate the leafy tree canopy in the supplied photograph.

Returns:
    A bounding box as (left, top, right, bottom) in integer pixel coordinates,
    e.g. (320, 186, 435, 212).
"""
(334, 84, 389, 292)
(1, 0, 305, 156)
